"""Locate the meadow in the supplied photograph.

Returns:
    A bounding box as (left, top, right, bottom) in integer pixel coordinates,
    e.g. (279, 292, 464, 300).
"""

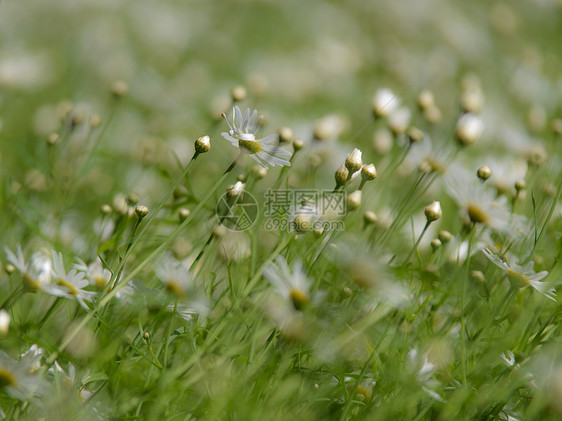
(1, 0, 561, 419)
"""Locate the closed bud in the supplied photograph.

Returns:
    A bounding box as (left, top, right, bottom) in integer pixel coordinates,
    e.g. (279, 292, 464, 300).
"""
(278, 127, 294, 143)
(471, 270, 486, 284)
(230, 85, 247, 102)
(364, 210, 378, 225)
(178, 208, 191, 221)
(347, 190, 362, 212)
(335, 164, 349, 187)
(111, 80, 129, 97)
(212, 225, 227, 238)
(194, 135, 211, 154)
(142, 331, 150, 341)
(100, 204, 112, 215)
(0, 309, 10, 336)
(47, 133, 59, 146)
(438, 230, 452, 244)
(477, 166, 492, 181)
(252, 165, 267, 179)
(515, 180, 526, 192)
(361, 163, 377, 181)
(89, 113, 102, 127)
(431, 238, 442, 251)
(424, 201, 442, 222)
(135, 205, 149, 218)
(417, 90, 435, 110)
(293, 139, 304, 152)
(407, 127, 424, 144)
(423, 105, 442, 124)
(127, 192, 139, 206)
(345, 148, 363, 173)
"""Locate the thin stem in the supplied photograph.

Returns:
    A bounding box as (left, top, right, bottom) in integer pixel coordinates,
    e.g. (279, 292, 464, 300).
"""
(403, 221, 431, 264)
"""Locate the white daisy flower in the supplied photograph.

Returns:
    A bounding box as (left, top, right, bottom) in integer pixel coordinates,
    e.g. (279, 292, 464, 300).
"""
(47, 252, 96, 309)
(372, 88, 400, 118)
(263, 256, 311, 310)
(154, 253, 193, 298)
(221, 106, 292, 168)
(446, 171, 512, 233)
(0, 349, 46, 401)
(74, 257, 114, 290)
(50, 361, 92, 401)
(483, 248, 556, 301)
(5, 245, 52, 291)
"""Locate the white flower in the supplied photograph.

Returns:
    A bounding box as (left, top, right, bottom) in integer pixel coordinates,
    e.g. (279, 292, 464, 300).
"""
(387, 106, 411, 134)
(74, 257, 113, 290)
(50, 361, 92, 401)
(5, 245, 52, 290)
(446, 171, 511, 233)
(47, 252, 96, 309)
(221, 106, 292, 168)
(372, 88, 399, 118)
(456, 113, 484, 145)
(154, 253, 193, 298)
(0, 349, 46, 401)
(264, 256, 311, 310)
(483, 248, 556, 301)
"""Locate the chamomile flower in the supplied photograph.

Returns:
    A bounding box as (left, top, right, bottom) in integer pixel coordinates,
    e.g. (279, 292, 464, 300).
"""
(221, 106, 292, 168)
(264, 256, 311, 311)
(154, 253, 193, 299)
(483, 248, 556, 301)
(5, 245, 52, 291)
(47, 252, 95, 309)
(0, 346, 46, 401)
(74, 257, 113, 290)
(446, 171, 511, 233)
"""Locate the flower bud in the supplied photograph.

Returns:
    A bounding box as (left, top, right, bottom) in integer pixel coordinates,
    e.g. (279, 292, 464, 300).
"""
(388, 107, 411, 135)
(135, 205, 149, 218)
(194, 135, 211, 154)
(278, 127, 294, 143)
(47, 133, 59, 146)
(438, 230, 452, 244)
(424, 201, 442, 222)
(361, 164, 377, 181)
(142, 331, 150, 341)
(470, 270, 486, 284)
(293, 139, 304, 152)
(178, 208, 191, 222)
(127, 193, 139, 206)
(111, 80, 129, 97)
(456, 113, 484, 146)
(431, 238, 442, 251)
(477, 166, 492, 181)
(230, 85, 247, 102)
(0, 309, 10, 336)
(252, 165, 267, 179)
(364, 210, 378, 225)
(460, 89, 485, 114)
(407, 127, 424, 144)
(335, 164, 349, 187)
(347, 190, 362, 212)
(423, 105, 442, 124)
(89, 113, 102, 127)
(100, 204, 112, 215)
(345, 148, 363, 173)
(417, 90, 435, 110)
(515, 180, 526, 192)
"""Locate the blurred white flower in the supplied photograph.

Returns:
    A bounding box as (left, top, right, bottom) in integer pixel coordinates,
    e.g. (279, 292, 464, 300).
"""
(264, 256, 311, 311)
(372, 88, 399, 118)
(221, 106, 292, 168)
(483, 248, 556, 301)
(5, 245, 52, 291)
(46, 252, 96, 309)
(0, 348, 46, 401)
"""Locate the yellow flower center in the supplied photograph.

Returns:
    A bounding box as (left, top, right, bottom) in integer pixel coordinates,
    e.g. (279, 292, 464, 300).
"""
(238, 139, 262, 154)
(23, 273, 40, 291)
(166, 279, 186, 298)
(289, 289, 309, 311)
(467, 204, 489, 224)
(58, 278, 78, 295)
(355, 385, 371, 402)
(0, 367, 17, 388)
(507, 270, 529, 289)
(94, 276, 108, 290)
